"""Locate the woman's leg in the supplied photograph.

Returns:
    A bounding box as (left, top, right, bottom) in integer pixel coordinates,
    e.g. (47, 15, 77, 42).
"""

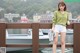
(53, 32, 59, 53)
(60, 32, 66, 53)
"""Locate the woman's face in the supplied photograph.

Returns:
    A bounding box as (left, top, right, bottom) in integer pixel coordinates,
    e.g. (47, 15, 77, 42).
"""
(59, 4, 65, 11)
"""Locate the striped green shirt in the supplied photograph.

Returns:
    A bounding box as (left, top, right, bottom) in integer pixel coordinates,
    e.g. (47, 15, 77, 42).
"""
(52, 11, 69, 26)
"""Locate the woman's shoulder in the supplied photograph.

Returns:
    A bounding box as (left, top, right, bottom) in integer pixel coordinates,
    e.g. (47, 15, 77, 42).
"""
(54, 10, 66, 13)
(53, 10, 59, 14)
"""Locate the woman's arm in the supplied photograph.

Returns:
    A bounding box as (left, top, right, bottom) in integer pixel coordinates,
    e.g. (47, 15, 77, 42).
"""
(67, 12, 71, 25)
(51, 11, 57, 31)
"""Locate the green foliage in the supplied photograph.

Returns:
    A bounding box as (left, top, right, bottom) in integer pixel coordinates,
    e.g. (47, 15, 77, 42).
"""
(0, 0, 80, 18)
(0, 0, 58, 18)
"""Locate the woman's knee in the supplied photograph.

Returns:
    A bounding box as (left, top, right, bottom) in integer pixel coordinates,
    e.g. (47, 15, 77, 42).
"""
(53, 38, 58, 45)
(61, 41, 65, 45)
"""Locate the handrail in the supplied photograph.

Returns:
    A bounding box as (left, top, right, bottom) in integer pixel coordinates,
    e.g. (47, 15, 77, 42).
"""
(0, 23, 79, 53)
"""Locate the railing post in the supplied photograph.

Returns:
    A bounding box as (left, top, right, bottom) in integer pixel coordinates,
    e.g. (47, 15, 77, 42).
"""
(74, 23, 80, 53)
(0, 23, 6, 47)
(32, 23, 39, 53)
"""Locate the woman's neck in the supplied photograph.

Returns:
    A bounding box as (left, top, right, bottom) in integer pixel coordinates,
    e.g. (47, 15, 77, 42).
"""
(59, 10, 65, 14)
(60, 10, 64, 12)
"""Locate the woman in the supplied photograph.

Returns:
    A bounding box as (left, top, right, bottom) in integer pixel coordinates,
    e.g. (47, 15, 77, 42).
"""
(51, 2, 70, 53)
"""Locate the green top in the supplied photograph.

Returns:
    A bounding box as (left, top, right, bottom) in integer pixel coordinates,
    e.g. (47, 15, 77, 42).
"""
(52, 11, 69, 26)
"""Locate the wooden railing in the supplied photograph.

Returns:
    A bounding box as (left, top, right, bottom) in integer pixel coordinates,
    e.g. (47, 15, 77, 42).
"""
(0, 23, 80, 53)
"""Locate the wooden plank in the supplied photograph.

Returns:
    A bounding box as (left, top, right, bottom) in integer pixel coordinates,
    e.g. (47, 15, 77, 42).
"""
(6, 23, 32, 29)
(6, 23, 73, 29)
(0, 23, 6, 47)
(74, 23, 80, 53)
(32, 23, 39, 53)
(6, 44, 73, 48)
(39, 44, 73, 48)
(39, 23, 52, 29)
(6, 44, 32, 47)
(39, 23, 73, 29)
(66, 23, 74, 29)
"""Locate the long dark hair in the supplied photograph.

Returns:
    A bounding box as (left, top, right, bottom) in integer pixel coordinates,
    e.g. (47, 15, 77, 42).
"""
(58, 2, 67, 11)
